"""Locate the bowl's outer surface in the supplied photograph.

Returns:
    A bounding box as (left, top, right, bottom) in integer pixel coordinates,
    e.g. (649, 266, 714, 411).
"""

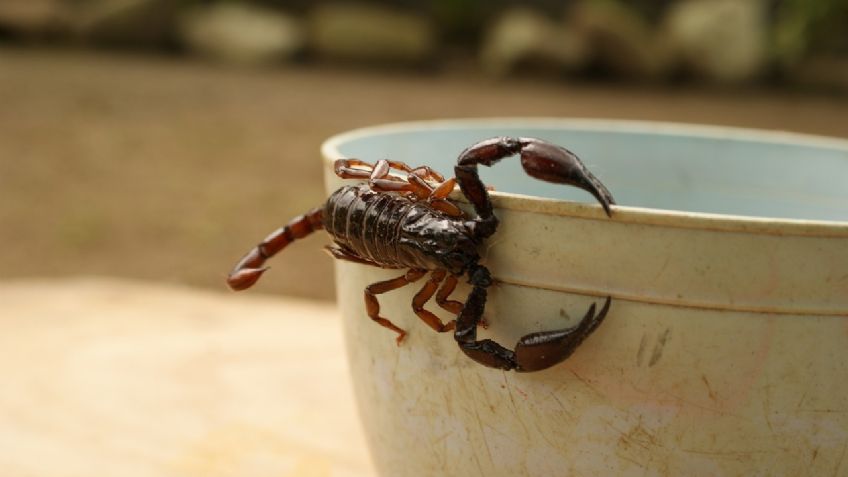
(321, 119, 848, 477)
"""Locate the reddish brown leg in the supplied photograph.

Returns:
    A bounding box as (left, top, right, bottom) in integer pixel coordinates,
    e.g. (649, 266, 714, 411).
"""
(430, 201, 463, 217)
(412, 270, 456, 333)
(422, 176, 462, 217)
(334, 158, 426, 197)
(334, 159, 375, 179)
(335, 158, 460, 214)
(365, 269, 427, 345)
(366, 159, 446, 184)
(370, 163, 463, 218)
(429, 177, 457, 200)
(436, 274, 488, 328)
(335, 157, 461, 216)
(369, 160, 431, 198)
(227, 207, 324, 291)
(405, 172, 434, 197)
(381, 160, 445, 183)
(335, 158, 415, 196)
(408, 174, 463, 217)
(435, 274, 463, 315)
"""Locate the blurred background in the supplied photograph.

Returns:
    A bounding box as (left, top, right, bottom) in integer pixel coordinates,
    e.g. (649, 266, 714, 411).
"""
(1, 2, 847, 475)
(1, 0, 847, 300)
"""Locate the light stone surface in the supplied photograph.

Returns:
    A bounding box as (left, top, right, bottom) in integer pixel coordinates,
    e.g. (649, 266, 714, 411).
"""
(0, 278, 375, 477)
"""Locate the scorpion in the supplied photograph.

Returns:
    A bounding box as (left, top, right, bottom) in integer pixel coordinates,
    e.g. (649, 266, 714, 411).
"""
(227, 137, 615, 372)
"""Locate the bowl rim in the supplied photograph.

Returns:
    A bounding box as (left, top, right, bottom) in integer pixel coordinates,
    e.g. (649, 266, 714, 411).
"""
(321, 118, 848, 238)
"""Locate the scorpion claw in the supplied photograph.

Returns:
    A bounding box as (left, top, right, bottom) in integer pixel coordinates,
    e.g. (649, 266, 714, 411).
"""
(456, 137, 615, 217)
(456, 265, 612, 373)
(516, 138, 616, 217)
(226, 267, 270, 291)
(513, 296, 611, 372)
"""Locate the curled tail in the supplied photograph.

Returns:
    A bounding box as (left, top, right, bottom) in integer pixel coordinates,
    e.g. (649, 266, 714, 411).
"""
(226, 206, 324, 291)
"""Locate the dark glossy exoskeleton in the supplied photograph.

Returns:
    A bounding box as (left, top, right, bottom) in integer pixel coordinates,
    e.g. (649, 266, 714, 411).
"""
(227, 137, 615, 372)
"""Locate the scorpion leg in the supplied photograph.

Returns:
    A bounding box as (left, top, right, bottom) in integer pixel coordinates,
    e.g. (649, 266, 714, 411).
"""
(436, 274, 488, 328)
(368, 162, 463, 217)
(365, 269, 427, 345)
(368, 160, 432, 197)
(367, 158, 446, 183)
(334, 158, 375, 180)
(411, 270, 456, 333)
(424, 176, 462, 217)
(340, 157, 460, 216)
(227, 207, 323, 291)
(456, 137, 615, 217)
(385, 160, 446, 183)
(435, 274, 463, 315)
(429, 177, 456, 200)
(455, 265, 611, 372)
(408, 174, 462, 217)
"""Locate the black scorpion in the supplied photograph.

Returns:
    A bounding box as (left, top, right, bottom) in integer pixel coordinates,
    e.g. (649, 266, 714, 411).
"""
(227, 137, 615, 372)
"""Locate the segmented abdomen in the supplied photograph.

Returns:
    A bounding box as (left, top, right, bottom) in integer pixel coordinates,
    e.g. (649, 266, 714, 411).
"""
(323, 184, 432, 269)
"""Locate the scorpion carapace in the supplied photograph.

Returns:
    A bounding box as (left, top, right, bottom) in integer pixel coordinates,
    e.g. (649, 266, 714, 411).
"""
(227, 137, 615, 372)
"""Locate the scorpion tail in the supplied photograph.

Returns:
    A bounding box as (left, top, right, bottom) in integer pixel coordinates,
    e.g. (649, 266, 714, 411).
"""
(226, 206, 324, 291)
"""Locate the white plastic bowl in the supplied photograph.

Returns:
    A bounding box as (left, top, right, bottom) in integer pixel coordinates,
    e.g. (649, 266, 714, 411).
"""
(321, 119, 848, 476)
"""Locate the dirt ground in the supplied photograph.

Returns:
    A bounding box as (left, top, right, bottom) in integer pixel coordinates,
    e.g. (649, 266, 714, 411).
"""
(1, 47, 847, 300)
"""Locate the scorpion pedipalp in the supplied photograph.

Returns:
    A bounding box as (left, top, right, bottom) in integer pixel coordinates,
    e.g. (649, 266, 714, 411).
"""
(513, 296, 611, 372)
(457, 136, 616, 216)
(455, 264, 612, 372)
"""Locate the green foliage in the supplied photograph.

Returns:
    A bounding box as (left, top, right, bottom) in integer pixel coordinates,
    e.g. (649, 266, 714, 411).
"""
(773, 0, 848, 65)
(429, 0, 493, 42)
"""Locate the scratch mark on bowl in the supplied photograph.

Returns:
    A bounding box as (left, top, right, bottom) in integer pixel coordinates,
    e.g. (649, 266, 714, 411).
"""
(649, 328, 672, 367)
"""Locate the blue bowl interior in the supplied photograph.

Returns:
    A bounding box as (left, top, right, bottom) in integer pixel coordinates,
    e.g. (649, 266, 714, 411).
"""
(333, 124, 848, 222)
